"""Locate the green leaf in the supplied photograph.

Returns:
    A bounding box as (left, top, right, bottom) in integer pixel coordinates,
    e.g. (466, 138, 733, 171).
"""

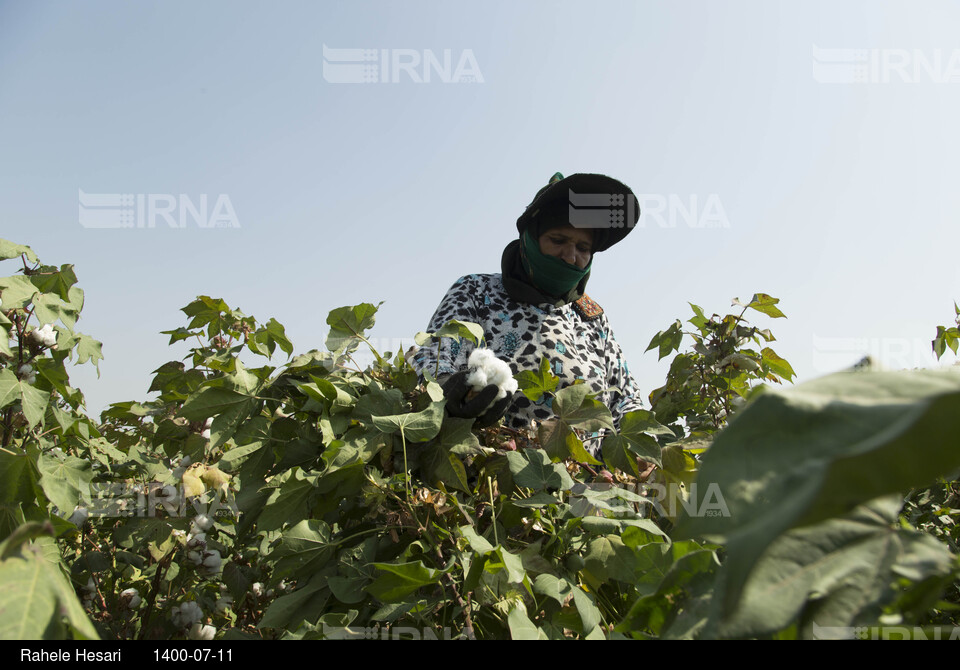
(0, 368, 20, 409)
(72, 333, 103, 375)
(19, 383, 49, 429)
(418, 442, 470, 493)
(259, 471, 317, 532)
(761, 347, 796, 382)
(259, 571, 333, 631)
(553, 383, 614, 432)
(271, 520, 335, 581)
(584, 535, 642, 584)
(515, 357, 559, 403)
(674, 367, 960, 620)
(505, 449, 574, 492)
(366, 561, 444, 602)
(508, 606, 546, 640)
(371, 400, 445, 443)
(716, 496, 955, 639)
(29, 264, 77, 303)
(601, 410, 665, 473)
(0, 240, 38, 263)
(746, 293, 786, 319)
(416, 320, 486, 348)
(0, 276, 38, 309)
(0, 540, 98, 639)
(646, 320, 683, 361)
(325, 303, 380, 353)
(37, 455, 92, 517)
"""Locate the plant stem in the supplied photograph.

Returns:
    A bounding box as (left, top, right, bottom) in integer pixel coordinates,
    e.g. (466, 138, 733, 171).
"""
(487, 476, 499, 546)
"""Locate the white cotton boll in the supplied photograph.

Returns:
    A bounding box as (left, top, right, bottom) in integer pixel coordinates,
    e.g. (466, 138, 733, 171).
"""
(120, 588, 141, 608)
(186, 533, 206, 549)
(191, 514, 213, 533)
(30, 324, 57, 347)
(172, 601, 204, 628)
(466, 349, 517, 402)
(215, 592, 233, 614)
(251, 582, 265, 599)
(465, 367, 489, 390)
(188, 623, 216, 641)
(186, 550, 202, 565)
(468, 348, 495, 368)
(203, 417, 213, 429)
(201, 428, 211, 440)
(199, 550, 221, 574)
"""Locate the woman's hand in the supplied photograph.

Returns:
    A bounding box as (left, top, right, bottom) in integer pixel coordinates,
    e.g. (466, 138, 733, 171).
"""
(440, 371, 513, 427)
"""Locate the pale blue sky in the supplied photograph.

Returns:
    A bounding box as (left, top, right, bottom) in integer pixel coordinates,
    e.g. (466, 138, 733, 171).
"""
(2, 0, 959, 417)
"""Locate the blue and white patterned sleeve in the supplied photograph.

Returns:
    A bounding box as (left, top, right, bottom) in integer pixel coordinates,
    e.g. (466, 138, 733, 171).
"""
(412, 276, 483, 379)
(599, 314, 646, 430)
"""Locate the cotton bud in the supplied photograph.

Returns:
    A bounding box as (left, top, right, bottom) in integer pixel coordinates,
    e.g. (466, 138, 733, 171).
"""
(120, 588, 141, 608)
(68, 506, 88, 526)
(188, 623, 216, 641)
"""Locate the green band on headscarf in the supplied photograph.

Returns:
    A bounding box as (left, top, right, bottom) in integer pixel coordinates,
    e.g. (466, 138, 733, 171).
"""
(520, 229, 591, 298)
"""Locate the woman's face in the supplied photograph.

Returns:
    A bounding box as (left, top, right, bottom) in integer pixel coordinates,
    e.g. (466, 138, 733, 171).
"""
(538, 225, 593, 269)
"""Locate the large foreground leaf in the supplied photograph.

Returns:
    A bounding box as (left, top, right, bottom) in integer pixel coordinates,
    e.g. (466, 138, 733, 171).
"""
(674, 368, 960, 619)
(713, 495, 955, 639)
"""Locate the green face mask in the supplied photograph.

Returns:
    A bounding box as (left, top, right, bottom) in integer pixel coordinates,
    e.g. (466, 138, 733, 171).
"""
(520, 229, 592, 297)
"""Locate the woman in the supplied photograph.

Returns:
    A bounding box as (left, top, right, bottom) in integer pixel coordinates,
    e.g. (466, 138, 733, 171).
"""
(413, 172, 645, 437)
